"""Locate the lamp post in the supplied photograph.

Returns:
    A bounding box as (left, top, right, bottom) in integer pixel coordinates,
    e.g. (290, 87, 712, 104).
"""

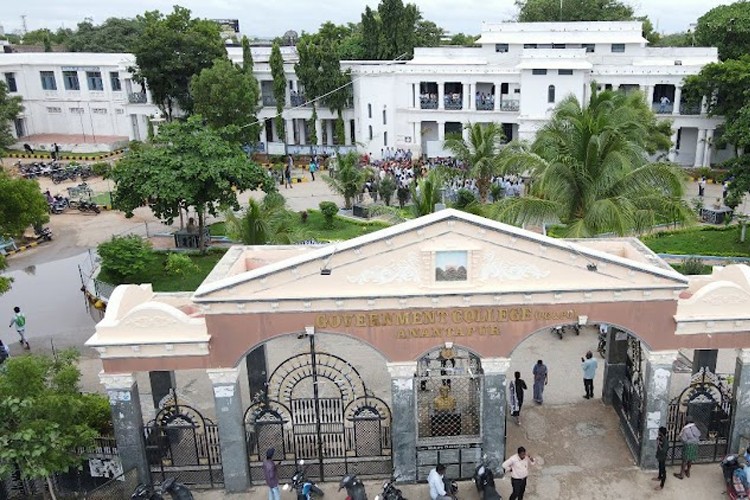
(299, 326, 324, 480)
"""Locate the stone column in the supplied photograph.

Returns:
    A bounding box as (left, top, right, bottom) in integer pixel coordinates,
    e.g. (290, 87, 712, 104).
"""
(639, 350, 678, 469)
(438, 83, 445, 110)
(701, 96, 708, 115)
(694, 129, 706, 168)
(326, 119, 334, 146)
(645, 85, 654, 106)
(344, 118, 352, 145)
(465, 83, 472, 110)
(207, 367, 249, 492)
(704, 129, 715, 168)
(387, 362, 417, 482)
(495, 84, 501, 111)
(601, 326, 628, 405)
(286, 119, 295, 146)
(298, 120, 307, 145)
(437, 121, 445, 142)
(482, 358, 511, 469)
(314, 119, 322, 146)
(100, 372, 150, 484)
(668, 128, 679, 162)
(148, 370, 175, 409)
(729, 349, 750, 454)
(672, 86, 682, 116)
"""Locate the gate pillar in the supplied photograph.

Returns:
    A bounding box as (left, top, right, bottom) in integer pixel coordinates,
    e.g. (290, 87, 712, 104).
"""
(99, 372, 150, 484)
(482, 358, 511, 468)
(639, 350, 678, 469)
(387, 361, 418, 482)
(730, 349, 750, 455)
(207, 367, 249, 492)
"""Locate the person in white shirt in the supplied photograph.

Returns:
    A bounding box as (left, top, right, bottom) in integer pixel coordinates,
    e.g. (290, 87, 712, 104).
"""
(503, 446, 535, 500)
(427, 464, 451, 500)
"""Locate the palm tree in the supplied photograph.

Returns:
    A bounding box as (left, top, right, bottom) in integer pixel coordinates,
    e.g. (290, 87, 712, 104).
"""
(444, 122, 506, 202)
(491, 85, 692, 237)
(323, 151, 367, 209)
(225, 192, 296, 244)
(410, 169, 444, 217)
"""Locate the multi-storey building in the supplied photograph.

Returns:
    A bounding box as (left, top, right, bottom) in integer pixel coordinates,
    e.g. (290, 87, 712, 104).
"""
(0, 21, 731, 166)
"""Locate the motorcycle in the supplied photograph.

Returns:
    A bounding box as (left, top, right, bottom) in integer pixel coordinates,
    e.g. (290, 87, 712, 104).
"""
(34, 226, 53, 242)
(443, 476, 459, 500)
(77, 200, 101, 214)
(597, 332, 607, 358)
(131, 478, 194, 500)
(473, 456, 502, 500)
(340, 474, 367, 500)
(374, 473, 406, 500)
(721, 455, 749, 500)
(283, 460, 324, 500)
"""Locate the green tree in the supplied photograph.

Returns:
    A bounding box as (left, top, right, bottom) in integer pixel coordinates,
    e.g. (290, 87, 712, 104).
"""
(323, 151, 366, 209)
(0, 81, 23, 153)
(0, 170, 50, 237)
(319, 201, 339, 228)
(410, 169, 444, 217)
(270, 41, 287, 142)
(0, 350, 108, 500)
(97, 235, 153, 282)
(516, 0, 634, 21)
(225, 192, 297, 244)
(190, 58, 259, 144)
(695, 1, 750, 61)
(654, 32, 693, 47)
(444, 122, 507, 202)
(414, 19, 445, 47)
(68, 17, 145, 52)
(0, 255, 11, 295)
(378, 174, 397, 206)
(446, 33, 479, 46)
(111, 116, 276, 252)
(241, 36, 262, 146)
(361, 7, 380, 59)
(131, 6, 225, 120)
(492, 85, 691, 237)
(377, 0, 420, 59)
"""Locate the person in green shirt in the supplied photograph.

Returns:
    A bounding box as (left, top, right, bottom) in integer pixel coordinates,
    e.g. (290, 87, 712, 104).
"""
(8, 306, 30, 350)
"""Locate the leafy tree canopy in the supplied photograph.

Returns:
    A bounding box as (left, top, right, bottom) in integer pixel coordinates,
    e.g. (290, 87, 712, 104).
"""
(269, 41, 287, 140)
(131, 6, 225, 119)
(695, 1, 750, 61)
(68, 17, 145, 52)
(0, 81, 23, 153)
(0, 169, 50, 238)
(444, 122, 508, 202)
(110, 116, 276, 251)
(445, 33, 479, 46)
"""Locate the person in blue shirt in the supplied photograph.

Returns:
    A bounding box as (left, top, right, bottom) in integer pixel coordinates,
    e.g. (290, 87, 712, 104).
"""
(581, 351, 598, 399)
(735, 457, 749, 494)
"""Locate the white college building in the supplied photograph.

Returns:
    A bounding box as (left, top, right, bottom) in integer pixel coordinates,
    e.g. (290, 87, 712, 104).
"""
(0, 21, 730, 166)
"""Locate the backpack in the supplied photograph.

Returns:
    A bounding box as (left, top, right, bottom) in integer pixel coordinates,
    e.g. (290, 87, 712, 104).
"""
(15, 314, 25, 327)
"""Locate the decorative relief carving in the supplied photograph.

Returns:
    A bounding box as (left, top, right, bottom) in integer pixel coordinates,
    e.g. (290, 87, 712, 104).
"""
(702, 292, 749, 305)
(479, 252, 550, 281)
(121, 314, 179, 329)
(347, 253, 421, 285)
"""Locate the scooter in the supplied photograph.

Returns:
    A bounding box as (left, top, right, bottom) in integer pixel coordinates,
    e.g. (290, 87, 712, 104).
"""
(721, 455, 749, 499)
(374, 472, 406, 500)
(340, 474, 367, 500)
(283, 460, 324, 500)
(473, 456, 502, 500)
(34, 227, 53, 242)
(131, 478, 193, 500)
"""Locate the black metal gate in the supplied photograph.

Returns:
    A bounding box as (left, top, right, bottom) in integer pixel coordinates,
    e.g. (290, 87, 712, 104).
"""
(244, 348, 391, 483)
(667, 368, 733, 465)
(143, 400, 223, 487)
(612, 334, 644, 462)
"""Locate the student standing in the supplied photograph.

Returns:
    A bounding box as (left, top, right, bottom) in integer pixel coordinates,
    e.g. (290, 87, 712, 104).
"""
(653, 426, 669, 490)
(510, 371, 528, 425)
(581, 351, 598, 399)
(532, 360, 548, 404)
(263, 448, 280, 500)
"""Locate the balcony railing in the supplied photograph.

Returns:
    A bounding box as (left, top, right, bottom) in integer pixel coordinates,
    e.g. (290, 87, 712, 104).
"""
(679, 103, 702, 115)
(420, 98, 438, 109)
(499, 99, 520, 112)
(262, 95, 278, 106)
(476, 100, 495, 111)
(128, 92, 147, 104)
(652, 102, 674, 114)
(444, 95, 463, 110)
(290, 94, 308, 107)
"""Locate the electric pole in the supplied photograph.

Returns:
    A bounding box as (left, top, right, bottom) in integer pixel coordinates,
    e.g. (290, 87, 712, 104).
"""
(20, 15, 27, 35)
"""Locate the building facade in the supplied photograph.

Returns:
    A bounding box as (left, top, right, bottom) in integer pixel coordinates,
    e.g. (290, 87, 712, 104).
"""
(0, 21, 730, 165)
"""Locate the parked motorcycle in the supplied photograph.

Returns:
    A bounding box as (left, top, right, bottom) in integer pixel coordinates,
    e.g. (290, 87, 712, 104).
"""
(340, 474, 367, 500)
(374, 472, 406, 500)
(283, 460, 324, 500)
(77, 200, 101, 214)
(34, 226, 53, 242)
(49, 195, 70, 214)
(131, 478, 193, 500)
(444, 477, 459, 500)
(473, 456, 502, 500)
(721, 455, 750, 500)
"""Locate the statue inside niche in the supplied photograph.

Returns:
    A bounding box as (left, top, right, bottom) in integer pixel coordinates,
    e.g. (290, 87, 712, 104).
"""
(433, 384, 457, 412)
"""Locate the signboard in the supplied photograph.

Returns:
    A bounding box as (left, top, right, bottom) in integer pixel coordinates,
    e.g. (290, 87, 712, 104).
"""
(61, 66, 100, 72)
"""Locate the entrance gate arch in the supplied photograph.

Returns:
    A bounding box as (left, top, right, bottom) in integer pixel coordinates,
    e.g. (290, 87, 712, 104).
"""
(244, 348, 392, 482)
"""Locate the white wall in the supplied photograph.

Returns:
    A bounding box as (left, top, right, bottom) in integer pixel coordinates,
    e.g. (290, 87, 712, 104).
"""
(519, 68, 586, 119)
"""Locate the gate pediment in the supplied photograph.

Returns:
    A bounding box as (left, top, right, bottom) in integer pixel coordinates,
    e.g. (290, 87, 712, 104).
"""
(193, 209, 686, 305)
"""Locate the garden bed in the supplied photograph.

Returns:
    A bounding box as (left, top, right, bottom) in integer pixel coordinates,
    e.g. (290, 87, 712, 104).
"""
(641, 225, 750, 258)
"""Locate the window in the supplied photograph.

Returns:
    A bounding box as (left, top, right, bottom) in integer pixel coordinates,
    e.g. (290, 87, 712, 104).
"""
(611, 44, 625, 53)
(501, 83, 509, 94)
(547, 85, 556, 104)
(92, 108, 107, 114)
(4, 73, 17, 92)
(382, 109, 387, 125)
(523, 43, 537, 49)
(69, 107, 84, 114)
(495, 43, 509, 53)
(86, 71, 103, 91)
(46, 107, 62, 114)
(368, 125, 373, 140)
(109, 72, 121, 91)
(384, 131, 388, 146)
(63, 71, 80, 90)
(558, 69, 574, 76)
(115, 108, 125, 115)
(552, 43, 566, 49)
(532, 69, 547, 75)
(368, 103, 372, 119)
(288, 80, 294, 90)
(582, 44, 595, 53)
(40, 71, 57, 90)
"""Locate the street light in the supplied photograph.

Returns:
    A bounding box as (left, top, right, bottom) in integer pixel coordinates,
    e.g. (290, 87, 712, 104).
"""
(298, 326, 324, 480)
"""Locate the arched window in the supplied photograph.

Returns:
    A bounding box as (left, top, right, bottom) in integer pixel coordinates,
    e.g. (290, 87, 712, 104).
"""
(547, 85, 556, 104)
(368, 103, 372, 118)
(368, 125, 373, 140)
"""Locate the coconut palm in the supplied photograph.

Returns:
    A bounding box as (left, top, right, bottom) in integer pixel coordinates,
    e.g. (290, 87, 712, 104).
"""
(323, 151, 367, 209)
(491, 85, 692, 237)
(444, 122, 507, 202)
(410, 169, 444, 217)
(225, 192, 296, 244)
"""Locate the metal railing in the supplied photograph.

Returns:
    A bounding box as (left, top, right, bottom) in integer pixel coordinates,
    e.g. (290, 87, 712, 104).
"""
(680, 102, 702, 115)
(420, 99, 438, 109)
(290, 94, 308, 107)
(444, 98, 463, 110)
(652, 102, 674, 114)
(499, 99, 520, 112)
(476, 101, 495, 110)
(128, 93, 147, 104)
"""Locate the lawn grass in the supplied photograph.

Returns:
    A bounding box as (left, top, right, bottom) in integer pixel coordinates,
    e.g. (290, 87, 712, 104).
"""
(210, 209, 390, 241)
(90, 192, 113, 206)
(641, 225, 750, 257)
(99, 249, 226, 292)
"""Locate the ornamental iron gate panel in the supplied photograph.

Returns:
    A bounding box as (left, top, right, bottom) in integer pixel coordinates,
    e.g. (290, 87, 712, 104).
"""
(143, 400, 223, 488)
(415, 345, 483, 480)
(667, 368, 733, 465)
(612, 335, 644, 462)
(244, 348, 392, 483)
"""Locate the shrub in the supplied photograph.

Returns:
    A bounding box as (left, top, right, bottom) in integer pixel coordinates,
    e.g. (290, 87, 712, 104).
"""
(453, 188, 478, 209)
(319, 201, 339, 229)
(97, 235, 152, 282)
(90, 161, 111, 178)
(675, 257, 711, 275)
(378, 175, 397, 206)
(397, 186, 410, 209)
(165, 253, 199, 276)
(489, 183, 503, 202)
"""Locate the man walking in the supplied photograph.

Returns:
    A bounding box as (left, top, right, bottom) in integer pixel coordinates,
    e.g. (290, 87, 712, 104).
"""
(674, 417, 701, 479)
(8, 306, 30, 350)
(510, 371, 527, 425)
(653, 426, 668, 490)
(532, 359, 548, 404)
(503, 446, 535, 500)
(284, 158, 293, 189)
(263, 448, 280, 500)
(581, 351, 597, 399)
